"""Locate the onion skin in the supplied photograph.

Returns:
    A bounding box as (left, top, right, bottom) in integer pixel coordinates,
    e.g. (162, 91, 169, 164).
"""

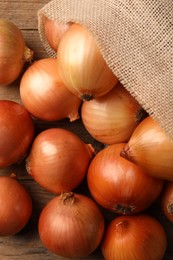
(101, 214, 167, 260)
(0, 100, 35, 167)
(87, 143, 164, 214)
(38, 192, 105, 257)
(57, 23, 118, 101)
(120, 116, 173, 181)
(81, 82, 147, 144)
(0, 19, 33, 86)
(26, 128, 95, 194)
(0, 174, 32, 236)
(20, 58, 82, 122)
(161, 182, 173, 222)
(44, 18, 72, 51)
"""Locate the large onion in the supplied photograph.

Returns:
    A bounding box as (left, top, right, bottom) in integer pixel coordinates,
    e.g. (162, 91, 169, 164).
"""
(26, 128, 95, 194)
(0, 19, 33, 86)
(57, 23, 118, 101)
(38, 192, 105, 257)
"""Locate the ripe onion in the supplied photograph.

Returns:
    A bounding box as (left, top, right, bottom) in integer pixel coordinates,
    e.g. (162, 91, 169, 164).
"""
(161, 181, 173, 222)
(20, 58, 81, 122)
(0, 100, 35, 167)
(0, 19, 33, 86)
(0, 174, 32, 236)
(26, 128, 95, 194)
(57, 23, 118, 101)
(44, 18, 72, 51)
(87, 143, 164, 214)
(81, 83, 147, 144)
(120, 116, 173, 180)
(101, 214, 167, 260)
(38, 192, 105, 257)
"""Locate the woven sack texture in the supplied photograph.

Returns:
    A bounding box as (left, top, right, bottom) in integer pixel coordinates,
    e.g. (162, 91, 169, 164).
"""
(38, 0, 173, 139)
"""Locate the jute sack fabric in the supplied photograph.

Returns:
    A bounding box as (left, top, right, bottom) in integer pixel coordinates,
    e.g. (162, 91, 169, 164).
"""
(38, 0, 173, 139)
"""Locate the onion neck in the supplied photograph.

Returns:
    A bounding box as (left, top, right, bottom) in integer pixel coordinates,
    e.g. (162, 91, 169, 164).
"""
(24, 46, 34, 63)
(60, 192, 75, 205)
(120, 144, 133, 162)
(167, 201, 173, 215)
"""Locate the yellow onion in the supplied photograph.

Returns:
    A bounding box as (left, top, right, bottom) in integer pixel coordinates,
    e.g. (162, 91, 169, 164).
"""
(44, 18, 72, 51)
(20, 58, 82, 122)
(120, 116, 173, 180)
(0, 19, 33, 86)
(101, 214, 167, 260)
(57, 23, 118, 101)
(81, 82, 147, 144)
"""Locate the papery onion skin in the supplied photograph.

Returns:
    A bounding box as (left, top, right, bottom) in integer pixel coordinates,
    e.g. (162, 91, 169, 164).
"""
(26, 128, 95, 194)
(0, 174, 32, 236)
(0, 100, 35, 167)
(87, 143, 164, 214)
(81, 82, 147, 144)
(44, 18, 72, 51)
(101, 214, 167, 260)
(57, 23, 118, 101)
(120, 116, 173, 181)
(38, 192, 105, 257)
(161, 182, 173, 222)
(20, 58, 81, 122)
(0, 19, 33, 86)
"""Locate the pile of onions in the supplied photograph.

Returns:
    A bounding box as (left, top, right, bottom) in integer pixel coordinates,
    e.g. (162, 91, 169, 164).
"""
(57, 23, 118, 101)
(44, 18, 72, 51)
(87, 143, 164, 214)
(120, 116, 173, 180)
(101, 214, 167, 260)
(81, 82, 147, 144)
(38, 192, 105, 257)
(26, 128, 95, 194)
(161, 181, 173, 222)
(0, 100, 35, 167)
(0, 19, 33, 86)
(20, 58, 82, 122)
(0, 174, 32, 236)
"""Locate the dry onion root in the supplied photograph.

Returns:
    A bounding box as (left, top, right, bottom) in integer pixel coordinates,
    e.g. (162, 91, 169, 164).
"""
(0, 19, 33, 86)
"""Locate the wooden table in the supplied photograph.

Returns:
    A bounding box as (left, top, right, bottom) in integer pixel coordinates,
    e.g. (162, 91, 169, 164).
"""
(0, 1, 173, 259)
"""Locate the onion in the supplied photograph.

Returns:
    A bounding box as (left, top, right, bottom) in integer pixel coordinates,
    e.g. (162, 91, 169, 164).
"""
(0, 174, 32, 236)
(38, 192, 105, 257)
(0, 100, 35, 167)
(101, 214, 167, 260)
(44, 18, 72, 51)
(26, 128, 95, 194)
(161, 181, 173, 222)
(81, 82, 147, 144)
(0, 19, 33, 86)
(20, 58, 81, 122)
(120, 116, 173, 180)
(57, 23, 118, 101)
(87, 143, 164, 214)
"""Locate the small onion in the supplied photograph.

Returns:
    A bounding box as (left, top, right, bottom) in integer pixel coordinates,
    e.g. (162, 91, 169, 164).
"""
(161, 181, 173, 222)
(81, 82, 147, 144)
(44, 18, 72, 51)
(57, 23, 118, 101)
(87, 143, 164, 214)
(20, 58, 81, 122)
(38, 192, 105, 258)
(101, 214, 167, 260)
(0, 174, 32, 236)
(0, 19, 33, 86)
(26, 128, 95, 194)
(120, 116, 173, 180)
(0, 100, 35, 167)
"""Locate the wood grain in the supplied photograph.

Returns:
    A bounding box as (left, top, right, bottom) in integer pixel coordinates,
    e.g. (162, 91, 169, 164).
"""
(0, 1, 173, 259)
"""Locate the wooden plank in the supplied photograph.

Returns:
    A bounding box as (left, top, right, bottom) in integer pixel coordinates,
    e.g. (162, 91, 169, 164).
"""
(0, 1, 173, 259)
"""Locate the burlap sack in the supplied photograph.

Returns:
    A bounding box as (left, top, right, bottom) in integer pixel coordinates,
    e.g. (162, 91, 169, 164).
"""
(38, 0, 173, 139)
